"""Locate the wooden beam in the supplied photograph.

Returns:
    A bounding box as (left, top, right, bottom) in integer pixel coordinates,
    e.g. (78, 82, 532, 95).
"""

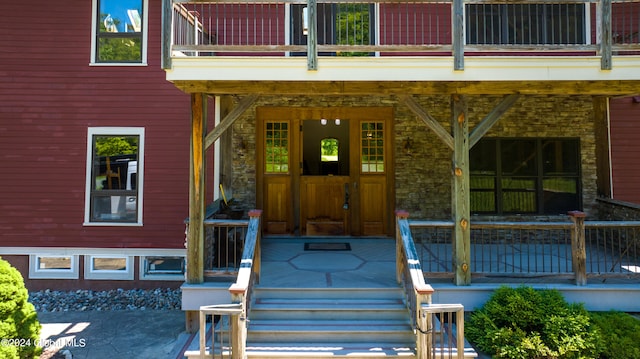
(469, 94, 519, 148)
(187, 93, 207, 284)
(400, 94, 454, 150)
(204, 94, 258, 149)
(451, 94, 471, 286)
(171, 80, 640, 96)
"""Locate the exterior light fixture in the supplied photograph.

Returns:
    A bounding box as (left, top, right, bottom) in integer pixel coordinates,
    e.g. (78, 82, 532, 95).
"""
(320, 118, 327, 125)
(335, 118, 341, 125)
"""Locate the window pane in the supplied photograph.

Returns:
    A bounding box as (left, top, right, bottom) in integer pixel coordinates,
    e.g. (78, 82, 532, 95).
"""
(145, 257, 185, 274)
(472, 138, 580, 215)
(502, 178, 536, 212)
(91, 135, 139, 222)
(97, 37, 142, 62)
(503, 191, 536, 213)
(97, 0, 143, 63)
(471, 191, 496, 212)
(265, 121, 289, 173)
(542, 139, 579, 175)
(99, 0, 143, 33)
(501, 140, 536, 176)
(543, 177, 578, 214)
(361, 122, 384, 173)
(470, 139, 496, 175)
(38, 257, 71, 270)
(321, 138, 339, 162)
(92, 257, 127, 271)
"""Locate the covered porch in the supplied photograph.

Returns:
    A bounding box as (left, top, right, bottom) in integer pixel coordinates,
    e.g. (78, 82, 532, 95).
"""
(179, 213, 640, 358)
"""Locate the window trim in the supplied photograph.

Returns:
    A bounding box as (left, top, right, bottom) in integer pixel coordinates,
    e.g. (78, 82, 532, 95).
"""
(84, 127, 145, 226)
(90, 0, 149, 66)
(84, 255, 134, 280)
(29, 255, 80, 279)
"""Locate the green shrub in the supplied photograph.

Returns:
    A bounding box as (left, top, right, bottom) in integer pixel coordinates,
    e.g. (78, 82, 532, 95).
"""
(590, 311, 640, 359)
(0, 258, 41, 359)
(466, 286, 601, 359)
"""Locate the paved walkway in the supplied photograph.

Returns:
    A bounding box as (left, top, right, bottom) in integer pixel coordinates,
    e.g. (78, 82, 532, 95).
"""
(38, 310, 185, 359)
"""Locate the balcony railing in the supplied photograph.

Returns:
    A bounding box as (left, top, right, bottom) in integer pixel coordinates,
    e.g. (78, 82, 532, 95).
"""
(165, 0, 640, 70)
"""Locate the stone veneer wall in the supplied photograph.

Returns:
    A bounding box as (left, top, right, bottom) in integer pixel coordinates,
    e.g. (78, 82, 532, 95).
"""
(597, 198, 640, 220)
(226, 94, 597, 220)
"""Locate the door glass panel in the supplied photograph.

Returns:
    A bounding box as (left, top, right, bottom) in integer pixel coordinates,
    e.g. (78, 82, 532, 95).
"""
(303, 120, 349, 176)
(321, 138, 339, 162)
(361, 122, 384, 173)
(265, 121, 289, 173)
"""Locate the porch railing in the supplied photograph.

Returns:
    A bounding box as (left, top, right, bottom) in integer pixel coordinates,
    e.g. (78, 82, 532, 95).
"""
(166, 0, 640, 70)
(203, 218, 249, 276)
(198, 210, 262, 359)
(396, 211, 465, 359)
(409, 211, 640, 284)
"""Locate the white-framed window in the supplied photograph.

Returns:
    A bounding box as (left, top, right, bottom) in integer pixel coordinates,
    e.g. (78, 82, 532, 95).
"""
(29, 255, 80, 279)
(140, 256, 186, 281)
(84, 127, 144, 226)
(84, 255, 134, 280)
(91, 0, 149, 65)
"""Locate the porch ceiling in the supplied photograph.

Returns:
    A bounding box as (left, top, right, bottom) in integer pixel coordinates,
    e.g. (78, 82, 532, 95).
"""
(170, 79, 640, 97)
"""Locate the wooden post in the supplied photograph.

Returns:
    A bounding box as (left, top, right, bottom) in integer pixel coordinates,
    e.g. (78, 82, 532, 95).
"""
(452, 0, 464, 71)
(451, 95, 471, 285)
(599, 0, 612, 70)
(593, 97, 612, 198)
(415, 293, 431, 359)
(161, 0, 172, 70)
(307, 0, 318, 70)
(230, 312, 246, 359)
(187, 93, 207, 284)
(569, 211, 588, 286)
(186, 93, 207, 332)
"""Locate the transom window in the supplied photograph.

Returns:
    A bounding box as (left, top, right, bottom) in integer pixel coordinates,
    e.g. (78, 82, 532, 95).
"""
(92, 0, 147, 64)
(470, 138, 581, 215)
(85, 127, 144, 225)
(466, 3, 586, 45)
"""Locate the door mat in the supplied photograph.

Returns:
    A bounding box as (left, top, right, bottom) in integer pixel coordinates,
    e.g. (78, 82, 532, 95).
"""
(304, 242, 351, 251)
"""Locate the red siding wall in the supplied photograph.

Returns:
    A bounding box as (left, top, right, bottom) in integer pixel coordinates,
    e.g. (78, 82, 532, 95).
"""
(610, 97, 640, 204)
(0, 1, 192, 249)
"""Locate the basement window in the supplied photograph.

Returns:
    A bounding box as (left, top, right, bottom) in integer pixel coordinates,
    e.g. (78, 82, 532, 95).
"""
(84, 255, 134, 280)
(140, 256, 185, 280)
(29, 255, 80, 279)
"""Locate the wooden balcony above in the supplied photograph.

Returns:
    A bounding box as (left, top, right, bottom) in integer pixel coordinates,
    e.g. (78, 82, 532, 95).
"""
(163, 0, 640, 95)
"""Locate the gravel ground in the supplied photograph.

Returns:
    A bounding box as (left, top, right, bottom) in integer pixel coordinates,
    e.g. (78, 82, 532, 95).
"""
(29, 288, 181, 312)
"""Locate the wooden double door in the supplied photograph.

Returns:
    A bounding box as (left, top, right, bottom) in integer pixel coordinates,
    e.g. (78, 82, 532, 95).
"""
(257, 107, 394, 236)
